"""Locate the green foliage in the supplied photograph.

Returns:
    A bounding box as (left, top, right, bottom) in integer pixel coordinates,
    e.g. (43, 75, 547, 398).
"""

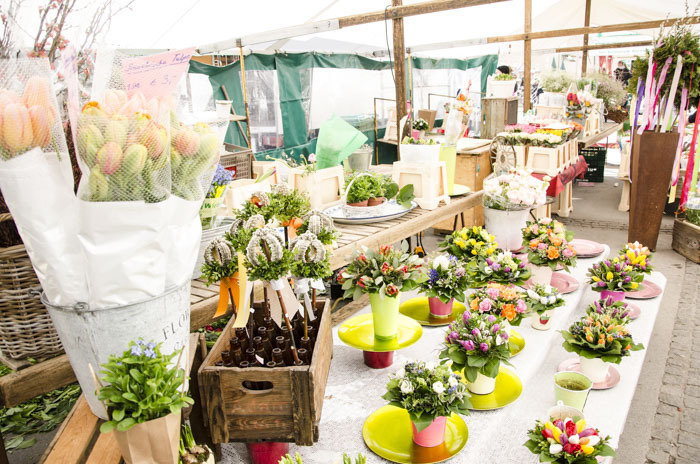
(412, 118, 429, 130)
(277, 453, 367, 464)
(98, 341, 193, 433)
(382, 360, 471, 432)
(396, 184, 415, 209)
(340, 241, 426, 299)
(467, 250, 531, 287)
(439, 311, 512, 382)
(438, 226, 498, 263)
(270, 189, 311, 223)
(585, 298, 632, 324)
(560, 312, 644, 364)
(195, 316, 231, 348)
(494, 73, 516, 81)
(628, 23, 700, 107)
(1, 383, 81, 451)
(290, 255, 332, 281)
(200, 253, 238, 286)
(179, 423, 213, 462)
(345, 173, 373, 204)
(246, 249, 292, 282)
(586, 255, 644, 292)
(400, 136, 438, 145)
(584, 72, 627, 110)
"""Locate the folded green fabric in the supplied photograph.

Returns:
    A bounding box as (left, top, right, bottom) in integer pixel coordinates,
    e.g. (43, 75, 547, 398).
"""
(315, 114, 368, 170)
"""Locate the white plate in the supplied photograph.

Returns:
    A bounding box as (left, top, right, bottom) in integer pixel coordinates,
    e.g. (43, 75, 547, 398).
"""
(324, 200, 417, 224)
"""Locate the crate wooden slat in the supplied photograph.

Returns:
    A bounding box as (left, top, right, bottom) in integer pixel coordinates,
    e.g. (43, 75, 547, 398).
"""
(672, 218, 700, 264)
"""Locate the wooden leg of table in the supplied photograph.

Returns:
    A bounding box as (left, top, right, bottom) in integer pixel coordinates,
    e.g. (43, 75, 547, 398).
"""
(618, 179, 631, 212)
(452, 214, 459, 231)
(0, 430, 9, 464)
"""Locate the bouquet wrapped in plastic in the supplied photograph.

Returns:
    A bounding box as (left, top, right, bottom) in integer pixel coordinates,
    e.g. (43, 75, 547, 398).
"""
(0, 57, 86, 305)
(482, 169, 549, 211)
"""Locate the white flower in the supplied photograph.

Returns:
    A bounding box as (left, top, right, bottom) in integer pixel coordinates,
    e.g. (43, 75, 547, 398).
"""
(543, 285, 552, 295)
(549, 444, 563, 455)
(395, 367, 405, 379)
(527, 289, 539, 300)
(432, 381, 445, 394)
(400, 380, 414, 394)
(432, 255, 450, 271)
(547, 295, 558, 305)
(540, 296, 549, 305)
(424, 361, 436, 371)
(484, 267, 493, 275)
(448, 376, 458, 387)
(568, 434, 579, 445)
(540, 217, 552, 225)
(586, 436, 600, 446)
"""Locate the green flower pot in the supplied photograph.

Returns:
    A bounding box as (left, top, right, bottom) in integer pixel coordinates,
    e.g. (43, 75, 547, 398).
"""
(369, 292, 401, 340)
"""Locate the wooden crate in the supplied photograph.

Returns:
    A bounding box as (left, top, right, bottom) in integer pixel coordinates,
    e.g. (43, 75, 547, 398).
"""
(672, 219, 700, 264)
(481, 97, 518, 139)
(198, 299, 332, 445)
(288, 166, 344, 210)
(432, 148, 492, 233)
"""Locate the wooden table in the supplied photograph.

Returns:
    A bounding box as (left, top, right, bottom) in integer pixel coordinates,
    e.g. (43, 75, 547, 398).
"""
(577, 121, 622, 149)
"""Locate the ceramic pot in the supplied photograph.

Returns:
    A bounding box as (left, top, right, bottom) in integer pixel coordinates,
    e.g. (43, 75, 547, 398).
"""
(468, 371, 497, 395)
(530, 265, 553, 286)
(600, 289, 625, 302)
(411, 416, 447, 447)
(367, 197, 386, 206)
(579, 356, 609, 383)
(246, 442, 289, 464)
(553, 371, 592, 412)
(363, 350, 394, 368)
(428, 297, 454, 318)
(531, 309, 553, 330)
(369, 292, 401, 340)
(483, 207, 531, 251)
(347, 199, 368, 207)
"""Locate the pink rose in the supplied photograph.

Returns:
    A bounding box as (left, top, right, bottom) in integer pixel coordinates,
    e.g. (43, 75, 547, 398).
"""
(537, 243, 547, 251)
(563, 248, 574, 258)
(516, 299, 527, 313)
(485, 287, 500, 299)
(531, 225, 539, 234)
(479, 298, 492, 313)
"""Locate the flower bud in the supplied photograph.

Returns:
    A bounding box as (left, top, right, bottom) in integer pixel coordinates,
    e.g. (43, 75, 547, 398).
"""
(88, 167, 109, 201)
(22, 77, 56, 124)
(77, 124, 104, 167)
(1, 103, 33, 153)
(196, 132, 220, 161)
(80, 102, 108, 130)
(140, 124, 168, 159)
(174, 128, 200, 156)
(104, 114, 128, 149)
(120, 144, 148, 177)
(97, 141, 124, 175)
(28, 105, 51, 148)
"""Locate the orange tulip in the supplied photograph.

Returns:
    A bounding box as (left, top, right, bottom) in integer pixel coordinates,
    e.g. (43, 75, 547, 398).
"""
(174, 128, 200, 157)
(1, 103, 33, 153)
(28, 105, 51, 148)
(551, 237, 563, 247)
(501, 304, 516, 321)
(22, 77, 56, 126)
(547, 246, 560, 260)
(103, 89, 127, 115)
(0, 89, 21, 107)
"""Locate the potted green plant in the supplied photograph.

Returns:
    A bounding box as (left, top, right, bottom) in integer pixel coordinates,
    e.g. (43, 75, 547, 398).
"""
(491, 73, 517, 98)
(524, 418, 615, 463)
(366, 173, 385, 206)
(344, 172, 372, 207)
(440, 311, 512, 395)
(382, 360, 470, 447)
(560, 313, 643, 383)
(340, 242, 425, 340)
(438, 225, 498, 264)
(419, 253, 470, 318)
(98, 340, 193, 464)
(412, 118, 429, 139)
(525, 283, 565, 330)
(586, 255, 643, 302)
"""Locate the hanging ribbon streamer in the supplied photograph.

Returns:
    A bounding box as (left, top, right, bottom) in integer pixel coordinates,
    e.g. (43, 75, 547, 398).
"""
(680, 110, 700, 208)
(637, 52, 656, 134)
(293, 277, 324, 321)
(263, 278, 301, 327)
(232, 253, 252, 328)
(669, 88, 688, 201)
(661, 55, 683, 133)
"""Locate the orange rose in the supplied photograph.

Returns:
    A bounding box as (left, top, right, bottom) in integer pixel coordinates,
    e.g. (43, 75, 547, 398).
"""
(501, 287, 517, 301)
(501, 304, 516, 321)
(547, 246, 560, 260)
(529, 239, 539, 250)
(470, 298, 479, 311)
(550, 237, 563, 247)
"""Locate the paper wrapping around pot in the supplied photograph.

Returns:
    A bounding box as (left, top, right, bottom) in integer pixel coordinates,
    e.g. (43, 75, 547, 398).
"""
(114, 412, 180, 464)
(164, 196, 202, 288)
(0, 148, 87, 305)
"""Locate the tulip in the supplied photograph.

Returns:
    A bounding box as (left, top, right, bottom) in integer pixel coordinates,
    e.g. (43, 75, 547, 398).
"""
(549, 443, 563, 455)
(553, 419, 565, 431)
(462, 340, 475, 351)
(193, 121, 214, 134)
(0, 89, 20, 106)
(22, 77, 54, 124)
(119, 144, 148, 177)
(104, 114, 128, 149)
(80, 102, 108, 130)
(542, 428, 554, 439)
(479, 342, 489, 352)
(580, 444, 594, 455)
(77, 124, 104, 167)
(103, 89, 128, 115)
(567, 434, 579, 445)
(578, 428, 597, 438)
(197, 132, 221, 161)
(140, 124, 168, 159)
(175, 128, 200, 156)
(584, 435, 600, 446)
(565, 420, 577, 437)
(1, 103, 33, 153)
(88, 167, 109, 201)
(97, 141, 123, 175)
(462, 311, 471, 323)
(28, 105, 51, 148)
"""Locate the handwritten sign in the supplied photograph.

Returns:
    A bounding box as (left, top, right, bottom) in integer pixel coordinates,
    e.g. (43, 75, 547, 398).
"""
(122, 47, 194, 98)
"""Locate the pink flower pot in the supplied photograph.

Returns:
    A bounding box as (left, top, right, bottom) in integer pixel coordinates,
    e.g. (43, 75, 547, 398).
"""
(411, 416, 447, 447)
(601, 290, 625, 302)
(246, 442, 289, 464)
(363, 350, 394, 368)
(428, 297, 454, 318)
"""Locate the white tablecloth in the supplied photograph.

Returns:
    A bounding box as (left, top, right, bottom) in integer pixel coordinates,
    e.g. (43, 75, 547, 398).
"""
(222, 246, 667, 463)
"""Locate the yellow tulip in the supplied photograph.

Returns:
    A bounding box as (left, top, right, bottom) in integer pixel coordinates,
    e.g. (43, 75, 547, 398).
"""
(580, 445, 594, 455)
(592, 276, 600, 282)
(631, 282, 638, 289)
(606, 272, 613, 281)
(576, 420, 586, 433)
(471, 250, 477, 255)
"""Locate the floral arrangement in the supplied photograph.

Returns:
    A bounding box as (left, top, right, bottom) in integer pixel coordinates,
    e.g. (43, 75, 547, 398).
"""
(400, 136, 439, 145)
(419, 254, 470, 304)
(289, 232, 331, 282)
(201, 238, 238, 286)
(444, 93, 474, 125)
(382, 360, 471, 431)
(245, 226, 291, 282)
(524, 418, 615, 463)
(494, 73, 516, 81)
(505, 124, 537, 134)
(526, 233, 577, 272)
(560, 313, 644, 364)
(619, 242, 653, 275)
(440, 311, 512, 381)
(412, 118, 429, 131)
(496, 131, 563, 147)
(586, 255, 643, 292)
(235, 190, 276, 222)
(540, 70, 575, 93)
(226, 213, 265, 256)
(340, 242, 426, 300)
(586, 297, 632, 323)
(468, 250, 531, 287)
(268, 182, 311, 225)
(297, 210, 338, 245)
(279, 453, 366, 464)
(200, 163, 234, 229)
(525, 283, 565, 317)
(482, 170, 549, 210)
(522, 217, 573, 243)
(586, 72, 627, 111)
(565, 91, 595, 120)
(438, 225, 498, 262)
(467, 283, 529, 326)
(98, 340, 193, 433)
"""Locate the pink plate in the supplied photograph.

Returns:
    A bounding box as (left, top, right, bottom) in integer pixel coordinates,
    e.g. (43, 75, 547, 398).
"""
(625, 280, 662, 300)
(625, 302, 641, 320)
(550, 272, 579, 294)
(518, 254, 564, 271)
(570, 239, 605, 258)
(557, 358, 621, 390)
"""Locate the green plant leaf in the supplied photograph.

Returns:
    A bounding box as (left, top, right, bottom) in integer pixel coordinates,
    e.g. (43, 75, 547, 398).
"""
(100, 421, 117, 433)
(117, 417, 136, 432)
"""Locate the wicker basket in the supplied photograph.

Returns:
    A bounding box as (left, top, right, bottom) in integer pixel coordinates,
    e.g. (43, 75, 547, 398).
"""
(0, 213, 63, 360)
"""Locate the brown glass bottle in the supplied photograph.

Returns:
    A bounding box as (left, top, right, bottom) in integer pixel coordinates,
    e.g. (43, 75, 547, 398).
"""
(245, 348, 259, 367)
(265, 360, 277, 368)
(221, 350, 234, 367)
(263, 316, 278, 339)
(307, 325, 317, 349)
(280, 325, 292, 344)
(214, 361, 224, 367)
(271, 348, 285, 367)
(298, 348, 310, 365)
(235, 328, 249, 353)
(257, 327, 273, 356)
(275, 336, 292, 365)
(230, 343, 243, 366)
(252, 336, 269, 364)
(299, 336, 312, 354)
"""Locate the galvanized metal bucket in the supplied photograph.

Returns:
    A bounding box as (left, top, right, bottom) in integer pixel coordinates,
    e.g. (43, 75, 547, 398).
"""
(43, 281, 191, 419)
(343, 146, 373, 172)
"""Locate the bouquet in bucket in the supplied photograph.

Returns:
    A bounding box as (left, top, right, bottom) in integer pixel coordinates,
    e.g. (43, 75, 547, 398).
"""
(0, 57, 86, 305)
(560, 313, 644, 364)
(619, 241, 653, 275)
(524, 418, 615, 463)
(438, 225, 498, 263)
(419, 253, 469, 318)
(440, 311, 512, 394)
(382, 360, 470, 436)
(586, 255, 643, 293)
(482, 170, 549, 211)
(199, 163, 233, 229)
(586, 297, 632, 324)
(468, 250, 531, 287)
(522, 217, 573, 243)
(98, 340, 193, 463)
(525, 283, 565, 329)
(467, 283, 529, 326)
(526, 232, 577, 272)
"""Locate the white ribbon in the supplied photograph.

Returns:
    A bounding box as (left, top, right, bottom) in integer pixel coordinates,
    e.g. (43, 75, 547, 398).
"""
(293, 277, 316, 321)
(263, 278, 301, 327)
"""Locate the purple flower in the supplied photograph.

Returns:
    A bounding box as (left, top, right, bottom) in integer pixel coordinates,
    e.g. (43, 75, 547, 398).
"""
(130, 345, 143, 356)
(593, 264, 599, 270)
(479, 342, 489, 352)
(615, 263, 621, 272)
(146, 342, 156, 350)
(516, 299, 527, 313)
(504, 266, 511, 273)
(605, 260, 611, 267)
(624, 276, 631, 283)
(428, 268, 439, 285)
(492, 324, 500, 333)
(144, 348, 156, 359)
(519, 262, 526, 268)
(479, 298, 493, 313)
(448, 254, 458, 263)
(449, 331, 459, 340)
(487, 314, 497, 323)
(597, 281, 607, 287)
(462, 311, 471, 323)
(491, 263, 501, 271)
(463, 340, 475, 351)
(486, 258, 493, 265)
(501, 331, 509, 340)
(471, 328, 481, 337)
(455, 267, 466, 277)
